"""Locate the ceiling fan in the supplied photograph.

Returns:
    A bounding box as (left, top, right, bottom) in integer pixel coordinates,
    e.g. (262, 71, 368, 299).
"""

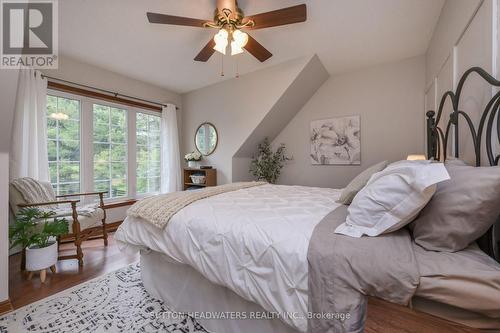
(147, 0, 307, 63)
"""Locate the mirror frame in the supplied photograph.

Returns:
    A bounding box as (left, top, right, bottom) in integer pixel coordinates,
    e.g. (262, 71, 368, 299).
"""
(194, 122, 218, 156)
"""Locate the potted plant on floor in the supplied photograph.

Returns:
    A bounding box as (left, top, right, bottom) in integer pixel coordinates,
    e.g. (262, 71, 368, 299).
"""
(9, 207, 69, 283)
(250, 137, 292, 184)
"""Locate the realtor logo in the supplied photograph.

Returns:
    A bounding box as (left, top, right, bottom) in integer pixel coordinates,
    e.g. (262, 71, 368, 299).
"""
(1, 0, 58, 68)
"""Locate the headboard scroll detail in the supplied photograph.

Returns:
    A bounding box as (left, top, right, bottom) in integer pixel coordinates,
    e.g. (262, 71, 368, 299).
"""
(426, 67, 500, 262)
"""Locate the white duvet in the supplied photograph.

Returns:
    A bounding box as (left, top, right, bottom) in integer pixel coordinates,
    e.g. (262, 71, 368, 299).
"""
(115, 184, 342, 332)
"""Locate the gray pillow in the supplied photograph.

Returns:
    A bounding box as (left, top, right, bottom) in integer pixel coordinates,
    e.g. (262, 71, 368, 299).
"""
(410, 164, 500, 252)
(337, 161, 388, 205)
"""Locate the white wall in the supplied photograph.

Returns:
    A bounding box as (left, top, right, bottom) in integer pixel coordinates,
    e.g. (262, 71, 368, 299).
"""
(0, 153, 9, 302)
(0, 69, 19, 303)
(274, 56, 426, 188)
(425, 0, 482, 86)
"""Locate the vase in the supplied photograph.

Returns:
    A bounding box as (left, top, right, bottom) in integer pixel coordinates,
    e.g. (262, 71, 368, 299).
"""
(25, 241, 58, 271)
(188, 161, 198, 168)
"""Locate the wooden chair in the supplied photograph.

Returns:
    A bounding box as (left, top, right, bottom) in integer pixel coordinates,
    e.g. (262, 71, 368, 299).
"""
(9, 179, 108, 267)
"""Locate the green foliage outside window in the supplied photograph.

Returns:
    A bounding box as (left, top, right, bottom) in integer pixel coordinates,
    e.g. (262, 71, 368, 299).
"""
(93, 104, 128, 199)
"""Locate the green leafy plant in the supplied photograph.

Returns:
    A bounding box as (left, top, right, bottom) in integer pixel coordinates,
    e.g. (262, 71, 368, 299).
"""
(250, 137, 291, 184)
(9, 207, 69, 249)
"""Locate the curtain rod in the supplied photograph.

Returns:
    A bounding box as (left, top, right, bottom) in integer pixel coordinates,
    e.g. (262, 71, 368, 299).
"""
(41, 74, 179, 110)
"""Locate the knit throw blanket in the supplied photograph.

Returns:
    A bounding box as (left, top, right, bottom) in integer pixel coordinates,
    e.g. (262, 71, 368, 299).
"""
(11, 177, 57, 209)
(128, 182, 267, 229)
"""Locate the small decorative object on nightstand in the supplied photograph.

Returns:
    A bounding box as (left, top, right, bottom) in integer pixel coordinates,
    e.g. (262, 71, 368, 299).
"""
(184, 168, 217, 190)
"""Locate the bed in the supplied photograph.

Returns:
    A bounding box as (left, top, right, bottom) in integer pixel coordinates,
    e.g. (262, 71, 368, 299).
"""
(115, 67, 500, 333)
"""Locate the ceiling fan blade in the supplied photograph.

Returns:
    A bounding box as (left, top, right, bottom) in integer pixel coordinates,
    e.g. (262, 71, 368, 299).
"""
(194, 39, 216, 62)
(147, 12, 208, 28)
(243, 4, 306, 30)
(244, 34, 272, 62)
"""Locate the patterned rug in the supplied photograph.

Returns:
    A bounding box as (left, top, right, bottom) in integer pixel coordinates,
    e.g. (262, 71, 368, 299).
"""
(0, 263, 209, 332)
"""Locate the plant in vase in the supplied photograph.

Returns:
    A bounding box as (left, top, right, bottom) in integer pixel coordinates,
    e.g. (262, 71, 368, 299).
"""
(9, 207, 69, 282)
(250, 137, 291, 184)
(185, 151, 202, 168)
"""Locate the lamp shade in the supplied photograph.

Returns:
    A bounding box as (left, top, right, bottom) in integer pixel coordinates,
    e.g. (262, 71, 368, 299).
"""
(407, 154, 427, 161)
(213, 29, 229, 55)
(50, 112, 69, 120)
(232, 30, 248, 48)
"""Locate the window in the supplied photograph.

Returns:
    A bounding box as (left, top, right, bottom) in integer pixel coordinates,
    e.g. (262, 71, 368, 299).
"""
(46, 95, 81, 195)
(93, 104, 128, 199)
(136, 113, 161, 194)
(45, 92, 162, 201)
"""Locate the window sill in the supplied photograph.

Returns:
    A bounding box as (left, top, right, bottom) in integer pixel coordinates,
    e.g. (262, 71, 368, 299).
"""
(103, 199, 137, 209)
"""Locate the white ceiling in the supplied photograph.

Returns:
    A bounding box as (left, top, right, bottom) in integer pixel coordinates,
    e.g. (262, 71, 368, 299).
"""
(59, 0, 444, 94)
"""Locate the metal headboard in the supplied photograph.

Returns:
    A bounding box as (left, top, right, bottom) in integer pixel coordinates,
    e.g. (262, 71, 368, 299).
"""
(426, 67, 500, 262)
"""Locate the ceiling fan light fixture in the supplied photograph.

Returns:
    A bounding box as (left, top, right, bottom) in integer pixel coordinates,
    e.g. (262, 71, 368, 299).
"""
(50, 112, 69, 121)
(213, 28, 229, 55)
(230, 41, 244, 55)
(232, 29, 248, 48)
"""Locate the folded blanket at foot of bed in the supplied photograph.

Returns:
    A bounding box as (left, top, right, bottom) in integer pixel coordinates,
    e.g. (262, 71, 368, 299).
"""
(127, 181, 267, 229)
(307, 205, 420, 333)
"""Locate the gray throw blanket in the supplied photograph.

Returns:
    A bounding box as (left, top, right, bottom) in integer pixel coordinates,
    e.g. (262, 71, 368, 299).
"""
(307, 206, 420, 333)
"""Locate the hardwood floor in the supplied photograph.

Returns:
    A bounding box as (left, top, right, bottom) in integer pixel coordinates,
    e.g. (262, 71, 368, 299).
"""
(8, 234, 479, 332)
(9, 233, 138, 310)
(366, 297, 480, 333)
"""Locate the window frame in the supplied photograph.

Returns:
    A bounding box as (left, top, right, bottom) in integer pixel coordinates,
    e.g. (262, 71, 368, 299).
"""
(47, 89, 162, 203)
(135, 110, 162, 198)
(46, 90, 84, 197)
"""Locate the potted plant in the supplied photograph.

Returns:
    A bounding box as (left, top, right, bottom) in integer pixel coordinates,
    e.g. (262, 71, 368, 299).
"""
(185, 151, 202, 168)
(250, 137, 291, 184)
(9, 207, 69, 280)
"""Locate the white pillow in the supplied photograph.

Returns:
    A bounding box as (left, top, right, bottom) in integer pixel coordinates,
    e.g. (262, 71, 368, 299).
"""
(334, 160, 450, 237)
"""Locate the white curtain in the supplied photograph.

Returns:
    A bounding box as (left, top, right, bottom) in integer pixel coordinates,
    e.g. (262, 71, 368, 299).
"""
(10, 69, 49, 181)
(160, 104, 182, 193)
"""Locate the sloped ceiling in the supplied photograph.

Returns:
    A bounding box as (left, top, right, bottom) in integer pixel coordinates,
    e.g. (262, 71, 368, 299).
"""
(59, 0, 444, 93)
(234, 55, 328, 157)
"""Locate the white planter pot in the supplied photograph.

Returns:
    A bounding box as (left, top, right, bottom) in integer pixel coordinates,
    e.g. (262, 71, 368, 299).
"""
(188, 161, 199, 168)
(26, 241, 58, 271)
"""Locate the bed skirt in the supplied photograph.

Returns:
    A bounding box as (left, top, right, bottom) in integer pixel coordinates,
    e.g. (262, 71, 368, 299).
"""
(140, 250, 302, 333)
(140, 249, 500, 332)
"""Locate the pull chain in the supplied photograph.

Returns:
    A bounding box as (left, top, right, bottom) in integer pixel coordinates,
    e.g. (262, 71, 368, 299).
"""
(235, 56, 240, 78)
(221, 53, 225, 77)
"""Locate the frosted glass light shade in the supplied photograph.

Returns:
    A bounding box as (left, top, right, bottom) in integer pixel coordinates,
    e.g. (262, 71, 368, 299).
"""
(213, 29, 229, 55)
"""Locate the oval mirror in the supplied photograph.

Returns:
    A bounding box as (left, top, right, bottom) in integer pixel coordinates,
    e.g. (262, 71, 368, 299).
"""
(195, 122, 218, 156)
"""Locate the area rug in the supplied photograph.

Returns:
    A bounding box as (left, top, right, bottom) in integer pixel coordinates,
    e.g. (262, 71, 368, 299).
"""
(0, 263, 209, 332)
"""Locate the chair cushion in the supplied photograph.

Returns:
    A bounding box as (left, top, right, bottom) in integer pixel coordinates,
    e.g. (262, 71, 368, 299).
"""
(50, 206, 105, 233)
(71, 209, 105, 233)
